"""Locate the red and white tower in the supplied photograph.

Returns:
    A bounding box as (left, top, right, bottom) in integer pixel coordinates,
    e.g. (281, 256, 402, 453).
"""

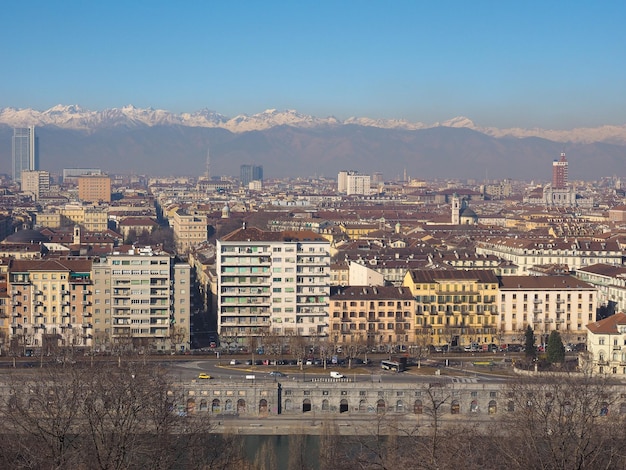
(552, 152, 568, 189)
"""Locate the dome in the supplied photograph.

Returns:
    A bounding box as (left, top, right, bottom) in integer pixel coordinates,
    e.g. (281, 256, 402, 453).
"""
(4, 229, 50, 244)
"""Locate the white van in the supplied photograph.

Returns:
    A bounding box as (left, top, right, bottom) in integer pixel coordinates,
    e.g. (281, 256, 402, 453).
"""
(330, 371, 345, 379)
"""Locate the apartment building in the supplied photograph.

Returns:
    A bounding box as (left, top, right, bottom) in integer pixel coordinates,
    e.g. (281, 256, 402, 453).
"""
(172, 210, 208, 255)
(403, 269, 499, 348)
(77, 174, 111, 203)
(7, 258, 94, 352)
(476, 238, 623, 273)
(498, 275, 596, 345)
(21, 170, 50, 200)
(576, 264, 626, 316)
(36, 203, 109, 232)
(216, 226, 330, 341)
(91, 246, 191, 352)
(328, 286, 415, 348)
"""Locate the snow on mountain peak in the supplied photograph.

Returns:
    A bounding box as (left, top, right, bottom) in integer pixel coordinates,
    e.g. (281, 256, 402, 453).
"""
(0, 105, 624, 143)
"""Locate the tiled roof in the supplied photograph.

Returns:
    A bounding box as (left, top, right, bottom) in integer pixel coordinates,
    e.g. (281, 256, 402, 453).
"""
(587, 312, 626, 335)
(499, 275, 594, 290)
(221, 227, 326, 243)
(330, 285, 414, 300)
(407, 269, 498, 284)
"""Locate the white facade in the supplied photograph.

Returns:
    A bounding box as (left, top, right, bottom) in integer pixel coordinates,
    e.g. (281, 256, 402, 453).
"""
(476, 239, 623, 273)
(346, 174, 371, 196)
(585, 313, 626, 375)
(217, 227, 330, 340)
(21, 170, 50, 200)
(498, 276, 597, 344)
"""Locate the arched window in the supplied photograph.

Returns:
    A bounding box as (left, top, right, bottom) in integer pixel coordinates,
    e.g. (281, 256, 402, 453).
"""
(237, 399, 246, 414)
(259, 399, 268, 414)
(303, 399, 312, 413)
(376, 399, 386, 414)
(358, 399, 367, 412)
(211, 399, 221, 413)
(199, 399, 208, 412)
(284, 399, 293, 411)
(451, 400, 460, 414)
(488, 400, 497, 414)
(224, 399, 233, 412)
(507, 400, 515, 412)
(186, 398, 196, 413)
(340, 399, 349, 413)
(470, 400, 479, 413)
(321, 399, 329, 412)
(396, 400, 404, 413)
(414, 400, 423, 414)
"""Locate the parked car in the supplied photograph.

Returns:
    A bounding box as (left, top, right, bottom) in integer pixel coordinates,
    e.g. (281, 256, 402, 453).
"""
(269, 371, 286, 377)
(229, 359, 239, 365)
(198, 373, 212, 379)
(330, 371, 345, 379)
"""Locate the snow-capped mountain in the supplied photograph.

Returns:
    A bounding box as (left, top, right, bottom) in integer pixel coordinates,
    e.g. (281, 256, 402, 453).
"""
(0, 105, 625, 144)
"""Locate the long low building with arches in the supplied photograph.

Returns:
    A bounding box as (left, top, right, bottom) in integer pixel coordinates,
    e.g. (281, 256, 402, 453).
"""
(172, 375, 625, 423)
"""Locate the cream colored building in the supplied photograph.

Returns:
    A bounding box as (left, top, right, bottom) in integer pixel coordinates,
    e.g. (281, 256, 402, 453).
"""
(36, 203, 108, 232)
(7, 258, 94, 351)
(585, 312, 626, 375)
(498, 275, 596, 345)
(21, 170, 50, 200)
(172, 210, 207, 255)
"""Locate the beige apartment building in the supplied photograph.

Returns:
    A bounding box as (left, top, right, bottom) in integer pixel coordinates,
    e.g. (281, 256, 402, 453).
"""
(7, 258, 94, 352)
(36, 203, 108, 232)
(328, 285, 415, 349)
(90, 246, 191, 353)
(21, 170, 50, 200)
(172, 210, 207, 255)
(78, 175, 111, 203)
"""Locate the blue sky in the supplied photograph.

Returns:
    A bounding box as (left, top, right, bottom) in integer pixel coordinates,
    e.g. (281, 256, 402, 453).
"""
(2, 0, 625, 129)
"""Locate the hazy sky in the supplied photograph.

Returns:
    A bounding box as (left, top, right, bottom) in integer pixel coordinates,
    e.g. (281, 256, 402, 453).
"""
(2, 1, 625, 129)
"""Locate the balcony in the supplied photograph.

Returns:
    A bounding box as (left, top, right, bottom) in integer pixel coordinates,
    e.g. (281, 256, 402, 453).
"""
(554, 319, 565, 324)
(533, 298, 542, 305)
(532, 308, 542, 315)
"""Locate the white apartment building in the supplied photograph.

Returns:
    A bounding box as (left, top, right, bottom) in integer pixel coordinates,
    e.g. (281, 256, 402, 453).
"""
(476, 238, 623, 273)
(337, 170, 371, 196)
(216, 226, 330, 341)
(498, 275, 597, 344)
(91, 246, 191, 352)
(21, 170, 50, 200)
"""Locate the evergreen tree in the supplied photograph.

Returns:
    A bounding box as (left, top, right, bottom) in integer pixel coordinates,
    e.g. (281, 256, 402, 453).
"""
(524, 325, 536, 359)
(546, 330, 566, 364)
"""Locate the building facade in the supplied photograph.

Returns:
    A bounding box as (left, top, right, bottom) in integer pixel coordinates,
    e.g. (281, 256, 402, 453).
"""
(12, 127, 38, 182)
(172, 210, 208, 255)
(77, 175, 112, 203)
(328, 286, 415, 349)
(498, 275, 597, 345)
(216, 226, 330, 341)
(403, 269, 499, 348)
(7, 258, 94, 352)
(240, 165, 263, 187)
(585, 312, 626, 375)
(91, 247, 191, 353)
(21, 170, 50, 200)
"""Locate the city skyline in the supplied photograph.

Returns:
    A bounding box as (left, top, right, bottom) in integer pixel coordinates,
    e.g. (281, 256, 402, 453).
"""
(1, 1, 625, 130)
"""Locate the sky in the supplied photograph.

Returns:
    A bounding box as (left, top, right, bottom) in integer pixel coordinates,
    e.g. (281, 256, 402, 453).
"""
(1, 0, 625, 129)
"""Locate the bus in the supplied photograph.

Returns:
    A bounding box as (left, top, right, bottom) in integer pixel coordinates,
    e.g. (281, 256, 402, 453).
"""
(381, 360, 406, 372)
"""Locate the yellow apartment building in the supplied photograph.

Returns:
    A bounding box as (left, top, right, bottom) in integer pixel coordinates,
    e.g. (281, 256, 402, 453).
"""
(403, 269, 499, 348)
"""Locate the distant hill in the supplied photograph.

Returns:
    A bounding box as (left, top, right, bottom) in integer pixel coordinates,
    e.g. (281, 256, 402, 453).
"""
(0, 106, 624, 180)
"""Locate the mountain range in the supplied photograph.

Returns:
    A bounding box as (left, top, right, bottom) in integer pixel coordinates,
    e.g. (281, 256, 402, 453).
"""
(0, 105, 625, 181)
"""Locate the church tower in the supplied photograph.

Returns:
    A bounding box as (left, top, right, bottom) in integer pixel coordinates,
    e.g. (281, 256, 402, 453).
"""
(451, 194, 461, 225)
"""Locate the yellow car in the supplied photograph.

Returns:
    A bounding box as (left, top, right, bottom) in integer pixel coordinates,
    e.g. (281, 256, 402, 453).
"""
(198, 373, 212, 379)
